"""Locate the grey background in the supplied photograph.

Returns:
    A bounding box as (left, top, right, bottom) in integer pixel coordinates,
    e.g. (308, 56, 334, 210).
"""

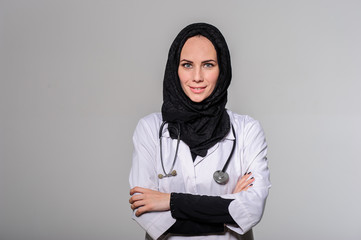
(1, 0, 361, 239)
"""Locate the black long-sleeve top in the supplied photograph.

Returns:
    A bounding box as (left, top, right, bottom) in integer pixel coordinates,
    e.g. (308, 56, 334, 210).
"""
(167, 193, 236, 235)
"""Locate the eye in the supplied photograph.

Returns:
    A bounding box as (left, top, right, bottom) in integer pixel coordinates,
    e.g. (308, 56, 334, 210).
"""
(204, 63, 214, 68)
(182, 63, 192, 68)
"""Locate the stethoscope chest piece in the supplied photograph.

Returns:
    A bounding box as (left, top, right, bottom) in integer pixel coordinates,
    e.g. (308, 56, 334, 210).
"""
(213, 170, 229, 185)
(158, 170, 177, 179)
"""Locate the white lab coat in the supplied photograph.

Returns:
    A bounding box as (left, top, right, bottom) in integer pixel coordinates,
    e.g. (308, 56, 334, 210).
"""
(129, 110, 271, 240)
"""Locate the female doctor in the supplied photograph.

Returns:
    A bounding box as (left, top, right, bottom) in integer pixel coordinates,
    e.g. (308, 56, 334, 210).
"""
(129, 23, 271, 240)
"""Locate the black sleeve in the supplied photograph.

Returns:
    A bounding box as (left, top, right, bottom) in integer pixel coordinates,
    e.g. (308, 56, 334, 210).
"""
(167, 219, 225, 235)
(167, 193, 236, 234)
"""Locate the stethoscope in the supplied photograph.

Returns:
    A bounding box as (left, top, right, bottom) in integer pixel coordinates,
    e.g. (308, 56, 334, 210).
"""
(158, 121, 236, 185)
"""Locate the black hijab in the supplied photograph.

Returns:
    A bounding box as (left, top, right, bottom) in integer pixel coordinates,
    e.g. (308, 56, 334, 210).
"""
(161, 23, 232, 159)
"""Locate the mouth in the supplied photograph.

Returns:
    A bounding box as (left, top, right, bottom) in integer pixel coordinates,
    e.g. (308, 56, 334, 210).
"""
(189, 86, 206, 94)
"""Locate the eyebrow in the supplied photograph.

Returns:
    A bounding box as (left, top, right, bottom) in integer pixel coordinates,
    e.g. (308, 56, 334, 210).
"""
(180, 59, 217, 63)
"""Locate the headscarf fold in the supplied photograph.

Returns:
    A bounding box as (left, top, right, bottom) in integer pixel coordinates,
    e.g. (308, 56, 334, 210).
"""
(161, 23, 232, 159)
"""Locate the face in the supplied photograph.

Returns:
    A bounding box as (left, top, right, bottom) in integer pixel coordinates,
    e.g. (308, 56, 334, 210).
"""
(178, 35, 219, 103)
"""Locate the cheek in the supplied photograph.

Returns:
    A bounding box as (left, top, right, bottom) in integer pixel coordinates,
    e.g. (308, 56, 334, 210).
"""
(208, 70, 219, 85)
(178, 69, 189, 85)
(178, 69, 188, 94)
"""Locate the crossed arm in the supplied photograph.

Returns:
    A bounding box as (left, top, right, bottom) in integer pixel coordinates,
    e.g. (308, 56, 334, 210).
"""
(129, 172, 254, 217)
(129, 116, 270, 238)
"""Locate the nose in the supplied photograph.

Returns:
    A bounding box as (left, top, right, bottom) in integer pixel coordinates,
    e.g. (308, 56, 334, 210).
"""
(193, 67, 203, 83)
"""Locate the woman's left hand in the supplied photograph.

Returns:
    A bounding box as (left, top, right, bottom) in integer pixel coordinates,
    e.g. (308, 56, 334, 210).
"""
(232, 172, 254, 194)
(129, 187, 171, 217)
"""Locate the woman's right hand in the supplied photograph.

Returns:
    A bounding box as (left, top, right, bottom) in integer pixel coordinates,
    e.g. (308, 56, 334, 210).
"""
(129, 187, 171, 217)
(232, 172, 254, 194)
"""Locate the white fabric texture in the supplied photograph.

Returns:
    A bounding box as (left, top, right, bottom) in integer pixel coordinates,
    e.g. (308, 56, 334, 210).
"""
(129, 111, 271, 240)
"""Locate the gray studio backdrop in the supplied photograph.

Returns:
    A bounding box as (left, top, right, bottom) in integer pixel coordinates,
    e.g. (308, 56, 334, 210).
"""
(1, 1, 361, 240)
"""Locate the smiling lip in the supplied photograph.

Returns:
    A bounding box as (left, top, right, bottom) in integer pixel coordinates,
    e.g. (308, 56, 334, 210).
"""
(190, 86, 206, 94)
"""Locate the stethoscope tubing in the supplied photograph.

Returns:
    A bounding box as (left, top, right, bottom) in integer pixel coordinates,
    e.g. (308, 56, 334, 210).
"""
(221, 125, 236, 173)
(159, 121, 180, 178)
(158, 121, 236, 184)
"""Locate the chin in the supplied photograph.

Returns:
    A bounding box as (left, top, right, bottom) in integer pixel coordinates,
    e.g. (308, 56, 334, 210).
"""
(189, 96, 205, 103)
(185, 91, 209, 103)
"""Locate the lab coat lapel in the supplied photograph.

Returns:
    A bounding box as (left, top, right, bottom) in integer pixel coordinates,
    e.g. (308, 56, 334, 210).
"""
(193, 143, 220, 167)
(194, 126, 235, 167)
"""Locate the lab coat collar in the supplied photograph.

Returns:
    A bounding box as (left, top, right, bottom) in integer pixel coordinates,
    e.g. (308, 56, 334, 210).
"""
(161, 123, 236, 169)
(160, 123, 171, 138)
(224, 124, 236, 141)
(193, 125, 235, 165)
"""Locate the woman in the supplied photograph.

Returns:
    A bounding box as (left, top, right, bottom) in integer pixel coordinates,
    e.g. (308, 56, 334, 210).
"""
(129, 23, 271, 240)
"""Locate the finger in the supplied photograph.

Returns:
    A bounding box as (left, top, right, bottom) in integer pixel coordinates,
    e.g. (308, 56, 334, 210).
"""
(234, 174, 250, 190)
(233, 181, 253, 193)
(237, 172, 252, 185)
(135, 205, 150, 217)
(239, 173, 253, 184)
(239, 176, 254, 190)
(130, 187, 141, 195)
(135, 209, 143, 217)
(242, 183, 254, 192)
(131, 199, 146, 210)
(130, 186, 146, 195)
(246, 177, 255, 185)
(129, 193, 144, 204)
(233, 181, 246, 193)
(233, 174, 254, 193)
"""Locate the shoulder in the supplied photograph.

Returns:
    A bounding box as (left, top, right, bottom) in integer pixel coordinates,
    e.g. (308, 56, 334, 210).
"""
(227, 110, 261, 129)
(227, 110, 265, 139)
(133, 112, 162, 141)
(137, 112, 162, 128)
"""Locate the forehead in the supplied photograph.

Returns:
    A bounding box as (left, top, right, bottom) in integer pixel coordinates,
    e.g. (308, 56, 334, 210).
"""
(180, 35, 217, 59)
